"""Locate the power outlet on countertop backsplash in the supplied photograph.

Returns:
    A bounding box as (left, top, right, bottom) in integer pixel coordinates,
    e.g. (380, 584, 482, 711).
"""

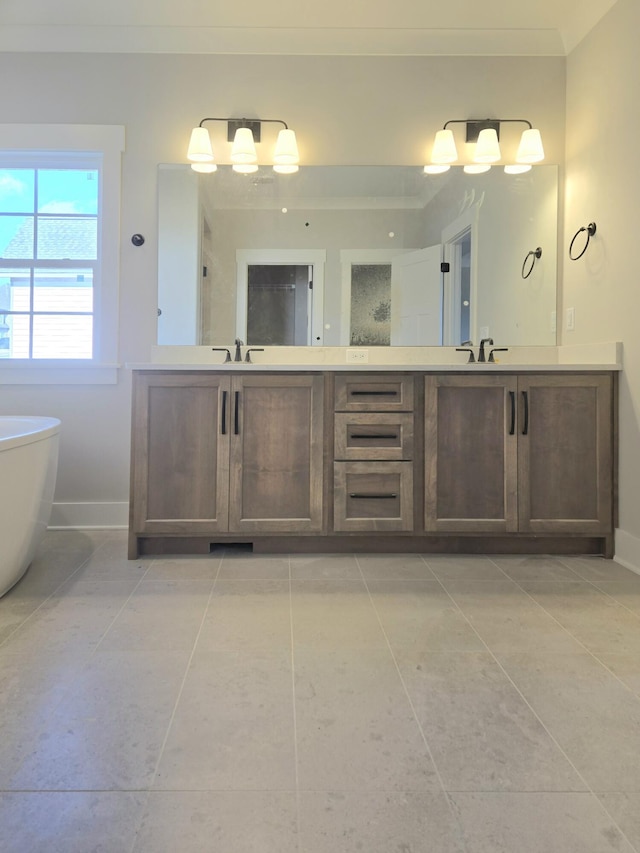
(346, 349, 369, 363)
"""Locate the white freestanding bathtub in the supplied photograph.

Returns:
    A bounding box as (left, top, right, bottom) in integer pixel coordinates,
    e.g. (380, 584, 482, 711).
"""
(0, 416, 60, 597)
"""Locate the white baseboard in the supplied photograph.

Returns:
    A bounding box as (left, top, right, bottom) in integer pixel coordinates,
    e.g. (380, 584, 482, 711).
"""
(614, 528, 640, 576)
(49, 501, 129, 529)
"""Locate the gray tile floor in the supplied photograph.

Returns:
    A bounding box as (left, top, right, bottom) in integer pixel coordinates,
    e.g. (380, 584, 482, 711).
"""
(2, 531, 640, 851)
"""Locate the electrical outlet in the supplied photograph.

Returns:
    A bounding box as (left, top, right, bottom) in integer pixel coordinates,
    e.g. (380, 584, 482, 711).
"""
(346, 348, 369, 363)
(566, 307, 575, 331)
(550, 311, 557, 333)
(480, 326, 490, 339)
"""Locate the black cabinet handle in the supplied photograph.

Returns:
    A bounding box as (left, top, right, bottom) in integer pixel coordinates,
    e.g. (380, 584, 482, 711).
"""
(350, 390, 398, 396)
(522, 390, 529, 435)
(234, 391, 240, 435)
(221, 390, 227, 435)
(350, 433, 398, 440)
(349, 493, 397, 499)
(509, 391, 516, 436)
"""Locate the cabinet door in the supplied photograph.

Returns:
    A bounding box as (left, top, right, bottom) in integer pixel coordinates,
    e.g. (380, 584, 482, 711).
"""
(228, 374, 324, 533)
(517, 374, 613, 533)
(424, 375, 518, 532)
(130, 373, 230, 533)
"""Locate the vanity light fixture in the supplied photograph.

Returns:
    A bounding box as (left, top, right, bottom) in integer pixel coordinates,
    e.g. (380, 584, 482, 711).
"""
(187, 117, 300, 174)
(425, 118, 545, 174)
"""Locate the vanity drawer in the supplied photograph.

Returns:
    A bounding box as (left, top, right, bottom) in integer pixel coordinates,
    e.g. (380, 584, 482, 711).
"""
(334, 412, 414, 461)
(333, 462, 414, 531)
(334, 374, 414, 412)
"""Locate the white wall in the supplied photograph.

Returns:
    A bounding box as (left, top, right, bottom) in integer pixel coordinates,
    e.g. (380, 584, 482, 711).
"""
(0, 52, 565, 526)
(564, 0, 640, 568)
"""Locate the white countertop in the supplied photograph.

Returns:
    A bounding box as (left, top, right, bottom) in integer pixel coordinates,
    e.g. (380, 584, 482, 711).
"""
(128, 341, 622, 373)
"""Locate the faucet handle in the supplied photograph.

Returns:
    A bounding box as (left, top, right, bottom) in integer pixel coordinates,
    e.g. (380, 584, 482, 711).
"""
(212, 347, 231, 363)
(244, 348, 265, 363)
(488, 348, 508, 363)
(456, 347, 476, 364)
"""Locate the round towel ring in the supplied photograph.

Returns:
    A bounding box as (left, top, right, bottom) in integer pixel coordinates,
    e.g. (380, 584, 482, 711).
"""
(569, 222, 596, 261)
(522, 247, 542, 279)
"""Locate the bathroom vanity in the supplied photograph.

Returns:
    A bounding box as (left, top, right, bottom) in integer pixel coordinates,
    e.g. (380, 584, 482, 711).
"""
(128, 362, 618, 559)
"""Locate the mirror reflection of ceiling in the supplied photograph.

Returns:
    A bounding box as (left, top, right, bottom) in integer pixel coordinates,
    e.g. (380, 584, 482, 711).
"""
(2, 0, 617, 56)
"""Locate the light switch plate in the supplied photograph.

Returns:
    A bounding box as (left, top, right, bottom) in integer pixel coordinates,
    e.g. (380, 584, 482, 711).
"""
(566, 307, 575, 331)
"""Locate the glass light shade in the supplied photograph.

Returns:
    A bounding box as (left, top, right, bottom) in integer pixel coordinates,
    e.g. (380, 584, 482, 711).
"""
(273, 128, 299, 165)
(516, 128, 545, 163)
(273, 164, 299, 174)
(187, 127, 214, 163)
(232, 163, 259, 174)
(424, 164, 450, 174)
(190, 163, 218, 173)
(473, 128, 501, 163)
(230, 127, 258, 165)
(463, 164, 491, 174)
(431, 129, 458, 164)
(504, 164, 532, 174)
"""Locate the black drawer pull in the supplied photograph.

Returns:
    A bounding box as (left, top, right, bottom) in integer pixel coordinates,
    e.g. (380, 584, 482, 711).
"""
(221, 390, 227, 435)
(350, 433, 398, 440)
(350, 390, 398, 396)
(349, 493, 397, 499)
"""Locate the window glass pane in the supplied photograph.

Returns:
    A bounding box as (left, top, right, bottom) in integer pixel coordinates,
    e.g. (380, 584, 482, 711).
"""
(33, 268, 93, 312)
(350, 263, 392, 346)
(0, 216, 34, 259)
(32, 315, 92, 359)
(38, 169, 99, 215)
(36, 217, 97, 260)
(0, 268, 31, 311)
(0, 314, 29, 359)
(0, 169, 35, 214)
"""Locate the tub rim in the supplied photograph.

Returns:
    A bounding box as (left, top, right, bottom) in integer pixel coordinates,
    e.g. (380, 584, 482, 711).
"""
(0, 416, 61, 452)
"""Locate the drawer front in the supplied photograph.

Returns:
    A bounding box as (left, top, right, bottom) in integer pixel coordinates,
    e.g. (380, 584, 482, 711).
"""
(334, 374, 414, 412)
(334, 412, 414, 461)
(334, 462, 414, 531)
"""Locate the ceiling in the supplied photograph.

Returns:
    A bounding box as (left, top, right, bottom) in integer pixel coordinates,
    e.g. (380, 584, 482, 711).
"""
(0, 0, 617, 56)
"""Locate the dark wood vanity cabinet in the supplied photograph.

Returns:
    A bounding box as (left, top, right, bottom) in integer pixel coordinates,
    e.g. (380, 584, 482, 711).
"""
(129, 371, 324, 557)
(129, 368, 615, 558)
(424, 373, 614, 539)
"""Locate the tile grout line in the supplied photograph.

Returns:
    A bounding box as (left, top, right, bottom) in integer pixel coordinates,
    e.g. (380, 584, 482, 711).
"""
(354, 553, 472, 853)
(431, 553, 640, 853)
(126, 552, 225, 853)
(287, 554, 302, 853)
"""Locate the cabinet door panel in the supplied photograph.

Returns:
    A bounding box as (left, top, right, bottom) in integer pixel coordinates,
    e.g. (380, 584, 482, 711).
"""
(518, 375, 613, 533)
(425, 375, 518, 532)
(229, 374, 324, 532)
(131, 374, 230, 533)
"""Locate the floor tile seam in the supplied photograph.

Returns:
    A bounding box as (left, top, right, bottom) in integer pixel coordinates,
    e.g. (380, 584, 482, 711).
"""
(353, 554, 469, 850)
(521, 564, 640, 616)
(287, 555, 302, 853)
(428, 569, 640, 847)
(0, 541, 113, 651)
(504, 575, 640, 704)
(148, 555, 223, 786)
(489, 554, 585, 583)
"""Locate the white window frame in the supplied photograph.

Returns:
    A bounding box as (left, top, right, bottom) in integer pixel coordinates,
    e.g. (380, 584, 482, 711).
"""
(0, 124, 124, 384)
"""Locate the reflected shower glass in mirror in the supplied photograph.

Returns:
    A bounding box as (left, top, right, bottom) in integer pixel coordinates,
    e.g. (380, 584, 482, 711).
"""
(157, 164, 558, 347)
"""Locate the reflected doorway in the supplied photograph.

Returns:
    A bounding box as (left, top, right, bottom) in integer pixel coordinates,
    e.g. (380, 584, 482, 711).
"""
(236, 249, 326, 346)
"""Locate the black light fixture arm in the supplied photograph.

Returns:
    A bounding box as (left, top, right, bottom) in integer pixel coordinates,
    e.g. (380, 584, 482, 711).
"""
(196, 117, 289, 143)
(443, 118, 533, 143)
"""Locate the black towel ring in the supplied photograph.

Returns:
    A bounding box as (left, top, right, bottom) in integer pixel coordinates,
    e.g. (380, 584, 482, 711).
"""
(569, 222, 596, 260)
(521, 247, 542, 279)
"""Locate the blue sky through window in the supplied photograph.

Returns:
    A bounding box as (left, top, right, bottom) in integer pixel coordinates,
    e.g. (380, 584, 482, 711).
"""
(0, 169, 98, 255)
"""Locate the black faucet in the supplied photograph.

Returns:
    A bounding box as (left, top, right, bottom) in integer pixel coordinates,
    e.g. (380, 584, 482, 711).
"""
(234, 338, 244, 362)
(478, 337, 494, 363)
